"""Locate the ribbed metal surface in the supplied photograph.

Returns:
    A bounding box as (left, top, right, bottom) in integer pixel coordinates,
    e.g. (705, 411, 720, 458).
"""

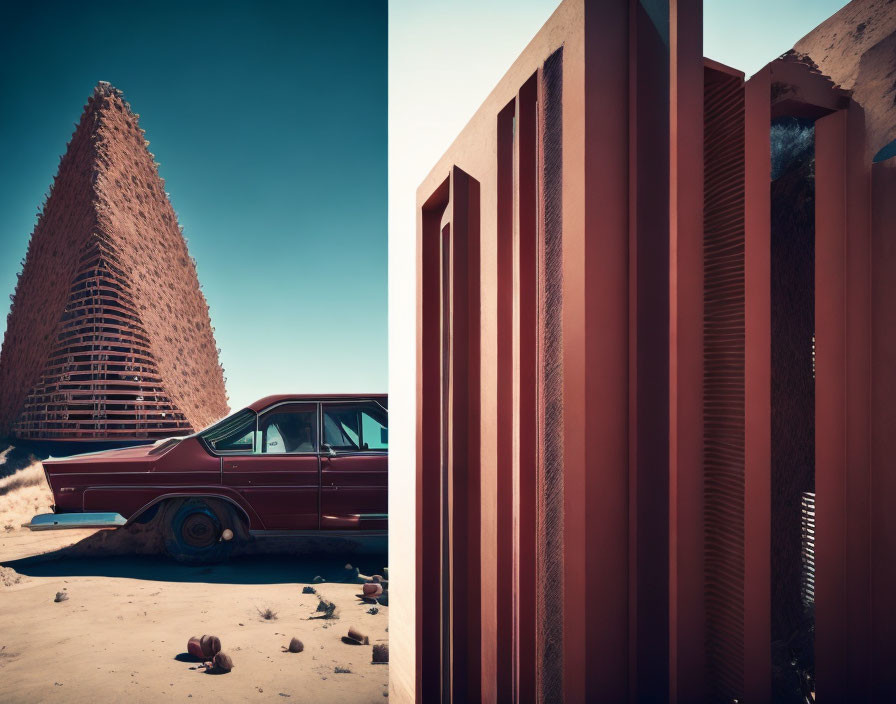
(537, 46, 564, 704)
(801, 492, 816, 607)
(13, 235, 191, 440)
(703, 65, 746, 703)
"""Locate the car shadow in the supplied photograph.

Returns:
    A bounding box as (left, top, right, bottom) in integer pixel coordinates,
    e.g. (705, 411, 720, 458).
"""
(2, 529, 387, 585)
(3, 552, 387, 584)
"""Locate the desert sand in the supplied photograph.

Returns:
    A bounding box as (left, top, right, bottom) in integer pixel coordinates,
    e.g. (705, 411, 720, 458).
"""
(0, 457, 389, 703)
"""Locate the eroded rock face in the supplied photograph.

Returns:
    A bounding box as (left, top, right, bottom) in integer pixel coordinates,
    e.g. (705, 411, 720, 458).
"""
(0, 82, 228, 440)
(794, 0, 896, 158)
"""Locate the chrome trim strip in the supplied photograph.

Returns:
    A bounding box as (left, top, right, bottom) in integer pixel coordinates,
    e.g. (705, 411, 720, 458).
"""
(25, 512, 127, 531)
(248, 529, 387, 538)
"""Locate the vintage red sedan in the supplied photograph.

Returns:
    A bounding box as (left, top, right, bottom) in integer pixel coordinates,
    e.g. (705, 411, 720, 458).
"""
(27, 394, 388, 562)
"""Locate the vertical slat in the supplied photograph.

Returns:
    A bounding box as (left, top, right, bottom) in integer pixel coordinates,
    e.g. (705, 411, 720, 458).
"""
(842, 104, 871, 702)
(743, 66, 772, 704)
(632, 1, 672, 698)
(496, 100, 515, 704)
(669, 2, 705, 699)
(512, 75, 538, 704)
(702, 62, 745, 703)
(446, 167, 482, 703)
(539, 47, 566, 704)
(417, 179, 449, 703)
(582, 1, 631, 701)
(814, 109, 848, 702)
(870, 158, 896, 700)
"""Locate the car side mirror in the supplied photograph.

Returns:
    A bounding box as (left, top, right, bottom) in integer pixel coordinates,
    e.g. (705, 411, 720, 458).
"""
(323, 443, 336, 457)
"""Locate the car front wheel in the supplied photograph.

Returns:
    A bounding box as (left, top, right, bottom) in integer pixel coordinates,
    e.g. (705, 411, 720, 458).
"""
(162, 498, 240, 564)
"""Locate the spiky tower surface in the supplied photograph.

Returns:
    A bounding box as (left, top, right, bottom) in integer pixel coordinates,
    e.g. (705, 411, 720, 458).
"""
(0, 82, 228, 441)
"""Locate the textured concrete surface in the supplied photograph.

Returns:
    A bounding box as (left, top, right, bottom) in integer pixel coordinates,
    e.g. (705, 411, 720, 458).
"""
(794, 0, 896, 158)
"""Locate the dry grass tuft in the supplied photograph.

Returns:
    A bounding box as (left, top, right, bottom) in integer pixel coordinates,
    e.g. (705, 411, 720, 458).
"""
(256, 606, 278, 621)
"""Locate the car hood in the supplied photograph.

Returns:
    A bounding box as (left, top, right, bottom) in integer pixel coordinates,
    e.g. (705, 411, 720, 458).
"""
(43, 438, 184, 465)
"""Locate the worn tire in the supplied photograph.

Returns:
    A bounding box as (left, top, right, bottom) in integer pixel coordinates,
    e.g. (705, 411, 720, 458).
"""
(162, 498, 240, 564)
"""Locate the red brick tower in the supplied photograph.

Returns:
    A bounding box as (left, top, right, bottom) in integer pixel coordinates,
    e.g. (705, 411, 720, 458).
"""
(0, 82, 228, 442)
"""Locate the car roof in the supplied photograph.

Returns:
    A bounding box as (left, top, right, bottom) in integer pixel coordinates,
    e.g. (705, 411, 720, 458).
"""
(245, 394, 388, 412)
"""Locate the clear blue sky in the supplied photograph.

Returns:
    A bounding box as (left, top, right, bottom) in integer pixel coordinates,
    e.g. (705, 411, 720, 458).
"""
(0, 0, 386, 414)
(704, 0, 849, 77)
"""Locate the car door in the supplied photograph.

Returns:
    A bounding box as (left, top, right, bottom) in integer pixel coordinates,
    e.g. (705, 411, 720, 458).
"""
(319, 401, 388, 530)
(221, 402, 320, 530)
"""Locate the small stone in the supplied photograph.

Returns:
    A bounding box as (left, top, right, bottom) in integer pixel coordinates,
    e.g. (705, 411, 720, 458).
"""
(212, 651, 233, 673)
(287, 637, 304, 653)
(200, 635, 222, 659)
(372, 644, 389, 664)
(362, 583, 383, 599)
(346, 626, 369, 645)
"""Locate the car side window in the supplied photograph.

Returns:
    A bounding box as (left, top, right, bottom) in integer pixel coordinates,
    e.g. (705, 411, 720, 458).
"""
(201, 409, 256, 453)
(323, 403, 387, 452)
(361, 406, 388, 450)
(257, 403, 318, 454)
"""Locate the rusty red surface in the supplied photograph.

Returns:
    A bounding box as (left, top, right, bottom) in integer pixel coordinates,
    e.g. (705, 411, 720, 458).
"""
(702, 59, 747, 703)
(870, 158, 896, 701)
(0, 82, 227, 441)
(411, 1, 894, 701)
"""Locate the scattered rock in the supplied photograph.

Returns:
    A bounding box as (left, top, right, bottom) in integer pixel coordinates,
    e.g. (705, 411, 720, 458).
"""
(346, 626, 369, 645)
(211, 651, 233, 673)
(367, 606, 380, 615)
(372, 644, 389, 664)
(334, 665, 352, 674)
(188, 634, 222, 660)
(361, 583, 383, 600)
(313, 596, 336, 619)
(286, 637, 304, 653)
(302, 586, 316, 594)
(54, 591, 68, 602)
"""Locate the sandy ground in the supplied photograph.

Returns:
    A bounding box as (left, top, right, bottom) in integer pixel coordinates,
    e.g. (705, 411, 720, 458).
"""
(0, 458, 389, 704)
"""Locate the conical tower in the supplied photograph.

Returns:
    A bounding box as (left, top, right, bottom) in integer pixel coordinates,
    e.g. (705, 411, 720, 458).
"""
(0, 82, 228, 442)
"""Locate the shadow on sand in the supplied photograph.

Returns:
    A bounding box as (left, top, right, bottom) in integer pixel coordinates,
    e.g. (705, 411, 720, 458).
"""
(2, 528, 387, 586)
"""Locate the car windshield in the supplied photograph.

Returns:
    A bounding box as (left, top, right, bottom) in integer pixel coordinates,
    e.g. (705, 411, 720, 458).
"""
(199, 409, 257, 453)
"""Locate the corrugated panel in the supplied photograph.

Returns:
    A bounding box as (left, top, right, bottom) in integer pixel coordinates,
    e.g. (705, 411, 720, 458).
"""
(801, 492, 816, 607)
(703, 65, 746, 703)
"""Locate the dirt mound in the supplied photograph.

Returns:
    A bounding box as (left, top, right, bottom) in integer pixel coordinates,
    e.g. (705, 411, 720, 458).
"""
(0, 461, 53, 531)
(0, 566, 26, 587)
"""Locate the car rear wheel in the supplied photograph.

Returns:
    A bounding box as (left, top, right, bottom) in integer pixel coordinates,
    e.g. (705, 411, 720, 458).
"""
(162, 498, 241, 564)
